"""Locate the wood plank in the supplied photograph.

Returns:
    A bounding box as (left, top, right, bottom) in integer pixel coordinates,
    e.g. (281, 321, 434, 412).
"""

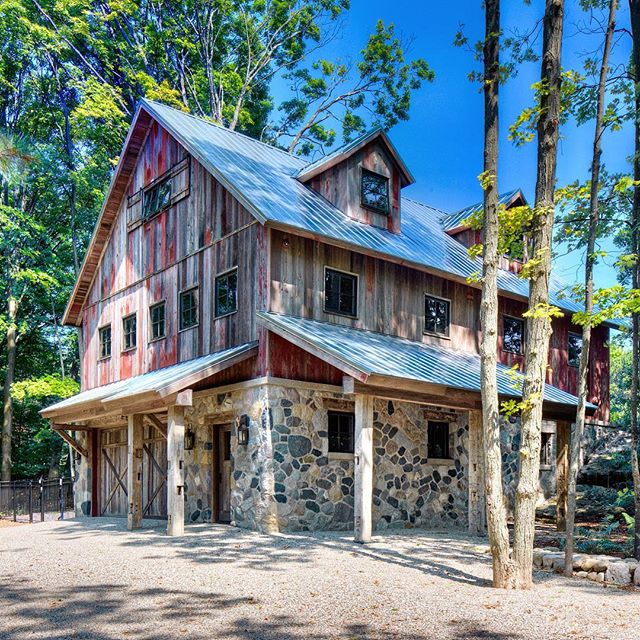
(166, 405, 185, 536)
(127, 414, 144, 530)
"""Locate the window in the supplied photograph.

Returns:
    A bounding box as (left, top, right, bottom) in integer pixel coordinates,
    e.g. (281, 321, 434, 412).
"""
(149, 302, 166, 341)
(143, 176, 172, 219)
(122, 314, 137, 351)
(360, 168, 390, 214)
(328, 411, 354, 454)
(324, 268, 358, 317)
(568, 332, 582, 368)
(427, 421, 450, 459)
(179, 288, 198, 330)
(503, 315, 525, 354)
(215, 268, 238, 317)
(98, 325, 112, 360)
(540, 432, 553, 467)
(424, 295, 450, 336)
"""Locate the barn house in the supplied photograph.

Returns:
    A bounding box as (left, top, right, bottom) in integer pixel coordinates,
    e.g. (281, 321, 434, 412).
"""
(42, 100, 610, 540)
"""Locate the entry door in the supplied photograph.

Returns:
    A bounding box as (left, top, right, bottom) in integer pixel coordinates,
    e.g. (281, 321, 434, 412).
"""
(217, 425, 232, 523)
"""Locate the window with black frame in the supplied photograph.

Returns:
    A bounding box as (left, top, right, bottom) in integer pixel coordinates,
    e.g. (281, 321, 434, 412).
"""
(215, 269, 238, 317)
(143, 176, 172, 219)
(324, 268, 357, 316)
(149, 302, 166, 341)
(360, 169, 390, 214)
(503, 315, 525, 354)
(424, 295, 450, 336)
(427, 421, 450, 459)
(568, 332, 582, 368)
(122, 314, 137, 351)
(328, 411, 354, 454)
(540, 431, 553, 467)
(99, 325, 112, 359)
(179, 288, 198, 330)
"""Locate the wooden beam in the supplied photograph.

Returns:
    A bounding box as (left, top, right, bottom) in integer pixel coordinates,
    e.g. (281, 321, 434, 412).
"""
(127, 414, 144, 530)
(354, 394, 374, 543)
(166, 405, 185, 536)
(145, 414, 167, 440)
(467, 410, 486, 535)
(556, 421, 571, 532)
(54, 428, 88, 458)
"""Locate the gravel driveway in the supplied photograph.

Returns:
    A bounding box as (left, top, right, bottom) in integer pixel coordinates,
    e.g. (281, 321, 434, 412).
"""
(0, 518, 637, 640)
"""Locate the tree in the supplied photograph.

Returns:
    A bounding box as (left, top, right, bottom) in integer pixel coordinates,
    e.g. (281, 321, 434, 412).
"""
(479, 0, 516, 590)
(512, 0, 565, 589)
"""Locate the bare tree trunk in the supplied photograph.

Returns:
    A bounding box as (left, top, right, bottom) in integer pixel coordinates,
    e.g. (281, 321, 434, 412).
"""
(2, 295, 18, 481)
(513, 0, 564, 589)
(629, 0, 640, 562)
(564, 0, 617, 576)
(481, 0, 516, 589)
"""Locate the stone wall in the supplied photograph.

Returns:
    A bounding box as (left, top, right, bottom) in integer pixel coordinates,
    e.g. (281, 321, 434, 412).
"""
(73, 430, 92, 517)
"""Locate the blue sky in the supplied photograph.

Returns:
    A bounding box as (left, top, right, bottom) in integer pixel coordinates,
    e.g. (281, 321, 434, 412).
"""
(272, 0, 633, 290)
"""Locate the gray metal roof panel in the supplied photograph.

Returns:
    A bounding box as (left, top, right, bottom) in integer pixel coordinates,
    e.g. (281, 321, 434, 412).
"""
(258, 312, 593, 409)
(442, 189, 523, 232)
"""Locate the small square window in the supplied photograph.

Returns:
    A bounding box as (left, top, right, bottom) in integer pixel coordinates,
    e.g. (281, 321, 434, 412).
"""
(215, 269, 238, 317)
(324, 268, 357, 317)
(328, 411, 354, 454)
(143, 176, 172, 219)
(568, 332, 582, 368)
(99, 325, 112, 359)
(361, 169, 390, 214)
(150, 302, 166, 341)
(503, 316, 525, 354)
(425, 295, 450, 336)
(428, 421, 450, 459)
(122, 314, 137, 351)
(540, 432, 553, 467)
(179, 288, 198, 330)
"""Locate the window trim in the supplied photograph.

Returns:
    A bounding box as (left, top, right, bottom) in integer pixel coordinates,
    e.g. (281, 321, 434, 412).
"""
(121, 313, 137, 353)
(423, 293, 451, 338)
(327, 410, 355, 456)
(178, 286, 199, 332)
(568, 331, 583, 368)
(98, 324, 112, 361)
(214, 267, 239, 319)
(360, 166, 391, 215)
(323, 265, 359, 319)
(148, 300, 167, 343)
(427, 420, 452, 462)
(502, 314, 525, 355)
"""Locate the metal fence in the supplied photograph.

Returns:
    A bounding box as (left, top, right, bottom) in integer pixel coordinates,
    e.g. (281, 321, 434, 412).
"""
(0, 477, 74, 523)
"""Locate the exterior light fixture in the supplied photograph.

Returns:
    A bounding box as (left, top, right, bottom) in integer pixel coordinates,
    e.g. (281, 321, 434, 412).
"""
(237, 415, 250, 446)
(184, 428, 195, 451)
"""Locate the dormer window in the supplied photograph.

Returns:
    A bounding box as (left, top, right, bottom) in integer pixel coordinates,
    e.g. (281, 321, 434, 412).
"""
(360, 169, 389, 214)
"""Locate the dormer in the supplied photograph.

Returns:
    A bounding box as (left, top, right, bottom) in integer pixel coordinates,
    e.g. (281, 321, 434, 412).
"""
(297, 129, 414, 234)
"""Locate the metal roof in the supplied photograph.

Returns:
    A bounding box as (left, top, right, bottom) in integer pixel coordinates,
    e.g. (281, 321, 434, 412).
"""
(41, 342, 258, 420)
(142, 100, 583, 318)
(258, 312, 594, 409)
(442, 188, 524, 232)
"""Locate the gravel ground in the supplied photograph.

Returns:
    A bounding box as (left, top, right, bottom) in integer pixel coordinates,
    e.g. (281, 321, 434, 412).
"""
(0, 518, 637, 640)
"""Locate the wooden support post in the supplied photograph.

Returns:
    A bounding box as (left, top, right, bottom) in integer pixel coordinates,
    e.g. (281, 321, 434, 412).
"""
(354, 394, 374, 543)
(556, 421, 571, 532)
(468, 410, 486, 535)
(127, 414, 144, 530)
(167, 405, 185, 536)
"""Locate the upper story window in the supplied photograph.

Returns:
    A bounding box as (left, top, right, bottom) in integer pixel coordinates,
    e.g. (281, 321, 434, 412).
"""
(328, 411, 354, 454)
(568, 332, 583, 368)
(179, 287, 198, 330)
(143, 176, 172, 220)
(215, 268, 238, 317)
(324, 267, 358, 317)
(99, 325, 112, 360)
(503, 315, 524, 355)
(427, 421, 450, 460)
(424, 295, 450, 337)
(122, 314, 137, 351)
(360, 168, 390, 214)
(149, 302, 166, 341)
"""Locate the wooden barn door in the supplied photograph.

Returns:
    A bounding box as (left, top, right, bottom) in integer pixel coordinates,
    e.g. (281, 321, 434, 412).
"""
(99, 427, 128, 516)
(142, 424, 168, 519)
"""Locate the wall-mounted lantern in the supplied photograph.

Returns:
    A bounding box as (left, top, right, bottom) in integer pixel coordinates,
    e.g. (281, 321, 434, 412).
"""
(237, 415, 250, 446)
(184, 428, 196, 451)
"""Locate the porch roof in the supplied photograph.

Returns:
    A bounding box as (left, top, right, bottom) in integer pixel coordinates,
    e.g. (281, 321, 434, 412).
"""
(41, 341, 259, 422)
(257, 312, 595, 411)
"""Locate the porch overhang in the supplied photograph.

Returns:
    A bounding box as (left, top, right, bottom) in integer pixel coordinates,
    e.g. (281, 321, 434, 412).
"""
(257, 312, 595, 419)
(41, 342, 259, 425)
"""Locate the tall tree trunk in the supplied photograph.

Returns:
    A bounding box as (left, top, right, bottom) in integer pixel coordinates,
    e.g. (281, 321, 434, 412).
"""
(629, 0, 640, 562)
(564, 0, 617, 576)
(513, 0, 564, 589)
(481, 0, 516, 589)
(2, 295, 18, 481)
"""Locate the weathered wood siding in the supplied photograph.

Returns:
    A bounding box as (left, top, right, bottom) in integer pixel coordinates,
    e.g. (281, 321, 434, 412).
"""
(306, 140, 402, 233)
(81, 121, 264, 390)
